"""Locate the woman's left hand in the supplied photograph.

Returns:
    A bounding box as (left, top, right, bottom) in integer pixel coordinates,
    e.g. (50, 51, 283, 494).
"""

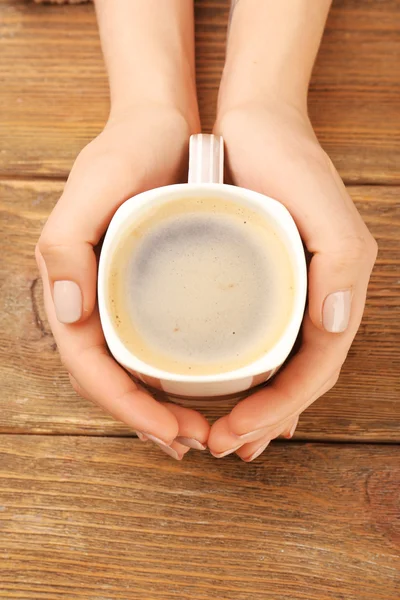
(207, 101, 378, 461)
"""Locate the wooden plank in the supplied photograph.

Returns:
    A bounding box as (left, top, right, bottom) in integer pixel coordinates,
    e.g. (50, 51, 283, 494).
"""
(0, 436, 398, 599)
(0, 179, 399, 439)
(0, 0, 399, 182)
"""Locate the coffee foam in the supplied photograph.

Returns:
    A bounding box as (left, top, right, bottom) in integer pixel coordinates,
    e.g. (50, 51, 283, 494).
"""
(107, 196, 294, 376)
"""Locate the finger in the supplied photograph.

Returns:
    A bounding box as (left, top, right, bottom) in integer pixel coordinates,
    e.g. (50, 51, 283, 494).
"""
(70, 345, 180, 442)
(134, 429, 190, 460)
(209, 353, 341, 458)
(282, 415, 299, 439)
(68, 374, 162, 447)
(133, 409, 194, 459)
(161, 403, 209, 450)
(169, 441, 191, 460)
(208, 412, 296, 458)
(309, 239, 376, 334)
(37, 251, 180, 446)
(147, 438, 191, 461)
(208, 416, 244, 458)
(69, 374, 92, 402)
(236, 415, 299, 463)
(70, 367, 185, 450)
(37, 145, 142, 324)
(236, 435, 271, 463)
(236, 413, 299, 464)
(226, 315, 347, 438)
(237, 374, 350, 464)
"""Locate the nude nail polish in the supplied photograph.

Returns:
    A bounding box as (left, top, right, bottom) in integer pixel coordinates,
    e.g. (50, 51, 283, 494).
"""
(284, 418, 299, 439)
(156, 444, 180, 460)
(323, 290, 352, 333)
(53, 280, 82, 324)
(145, 433, 171, 447)
(175, 437, 206, 450)
(244, 441, 270, 462)
(288, 420, 298, 439)
(210, 444, 242, 458)
(144, 434, 180, 460)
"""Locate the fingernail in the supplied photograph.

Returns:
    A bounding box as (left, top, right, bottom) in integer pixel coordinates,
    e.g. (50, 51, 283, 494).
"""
(234, 428, 265, 443)
(284, 418, 299, 439)
(175, 437, 206, 450)
(210, 444, 242, 459)
(288, 419, 298, 439)
(243, 441, 270, 463)
(53, 280, 82, 324)
(156, 444, 181, 460)
(135, 431, 148, 442)
(145, 433, 172, 446)
(323, 290, 352, 333)
(145, 434, 181, 460)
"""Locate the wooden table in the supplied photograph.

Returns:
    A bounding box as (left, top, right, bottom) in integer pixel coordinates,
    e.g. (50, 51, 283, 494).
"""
(0, 1, 399, 598)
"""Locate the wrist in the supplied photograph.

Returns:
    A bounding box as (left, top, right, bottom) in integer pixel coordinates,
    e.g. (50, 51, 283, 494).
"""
(219, 0, 331, 117)
(108, 67, 200, 135)
(95, 0, 200, 132)
(106, 100, 199, 144)
(107, 37, 199, 129)
(218, 64, 309, 119)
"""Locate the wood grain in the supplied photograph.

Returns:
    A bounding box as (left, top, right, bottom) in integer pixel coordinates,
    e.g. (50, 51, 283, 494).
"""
(1, 179, 399, 439)
(0, 435, 398, 600)
(0, 2, 398, 595)
(0, 0, 399, 182)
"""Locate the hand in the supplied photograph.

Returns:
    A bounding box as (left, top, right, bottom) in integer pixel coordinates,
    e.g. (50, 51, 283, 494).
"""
(36, 105, 209, 460)
(208, 101, 377, 460)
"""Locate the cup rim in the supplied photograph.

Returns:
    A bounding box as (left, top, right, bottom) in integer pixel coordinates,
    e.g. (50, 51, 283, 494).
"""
(98, 183, 307, 383)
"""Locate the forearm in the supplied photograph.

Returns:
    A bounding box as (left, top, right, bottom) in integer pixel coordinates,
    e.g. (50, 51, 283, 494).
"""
(94, 0, 199, 127)
(220, 0, 332, 112)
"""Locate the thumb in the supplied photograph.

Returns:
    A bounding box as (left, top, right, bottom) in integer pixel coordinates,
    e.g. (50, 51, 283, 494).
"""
(36, 145, 140, 324)
(36, 240, 96, 324)
(278, 158, 377, 335)
(308, 236, 376, 334)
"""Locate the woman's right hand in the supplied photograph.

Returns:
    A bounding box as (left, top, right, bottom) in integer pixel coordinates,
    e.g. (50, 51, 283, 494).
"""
(36, 105, 209, 459)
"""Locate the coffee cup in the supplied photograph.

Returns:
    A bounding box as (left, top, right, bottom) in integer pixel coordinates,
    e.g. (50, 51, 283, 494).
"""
(98, 134, 307, 399)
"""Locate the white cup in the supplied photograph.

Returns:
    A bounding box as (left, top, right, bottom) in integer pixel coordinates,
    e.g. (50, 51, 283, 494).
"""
(98, 134, 307, 399)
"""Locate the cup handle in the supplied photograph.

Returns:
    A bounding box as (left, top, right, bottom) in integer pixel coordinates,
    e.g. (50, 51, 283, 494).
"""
(188, 134, 224, 184)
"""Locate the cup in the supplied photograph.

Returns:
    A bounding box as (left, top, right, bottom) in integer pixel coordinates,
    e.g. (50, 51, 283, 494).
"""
(98, 134, 307, 399)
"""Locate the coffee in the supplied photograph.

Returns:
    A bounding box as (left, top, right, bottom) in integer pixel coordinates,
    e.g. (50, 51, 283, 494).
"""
(107, 195, 295, 376)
